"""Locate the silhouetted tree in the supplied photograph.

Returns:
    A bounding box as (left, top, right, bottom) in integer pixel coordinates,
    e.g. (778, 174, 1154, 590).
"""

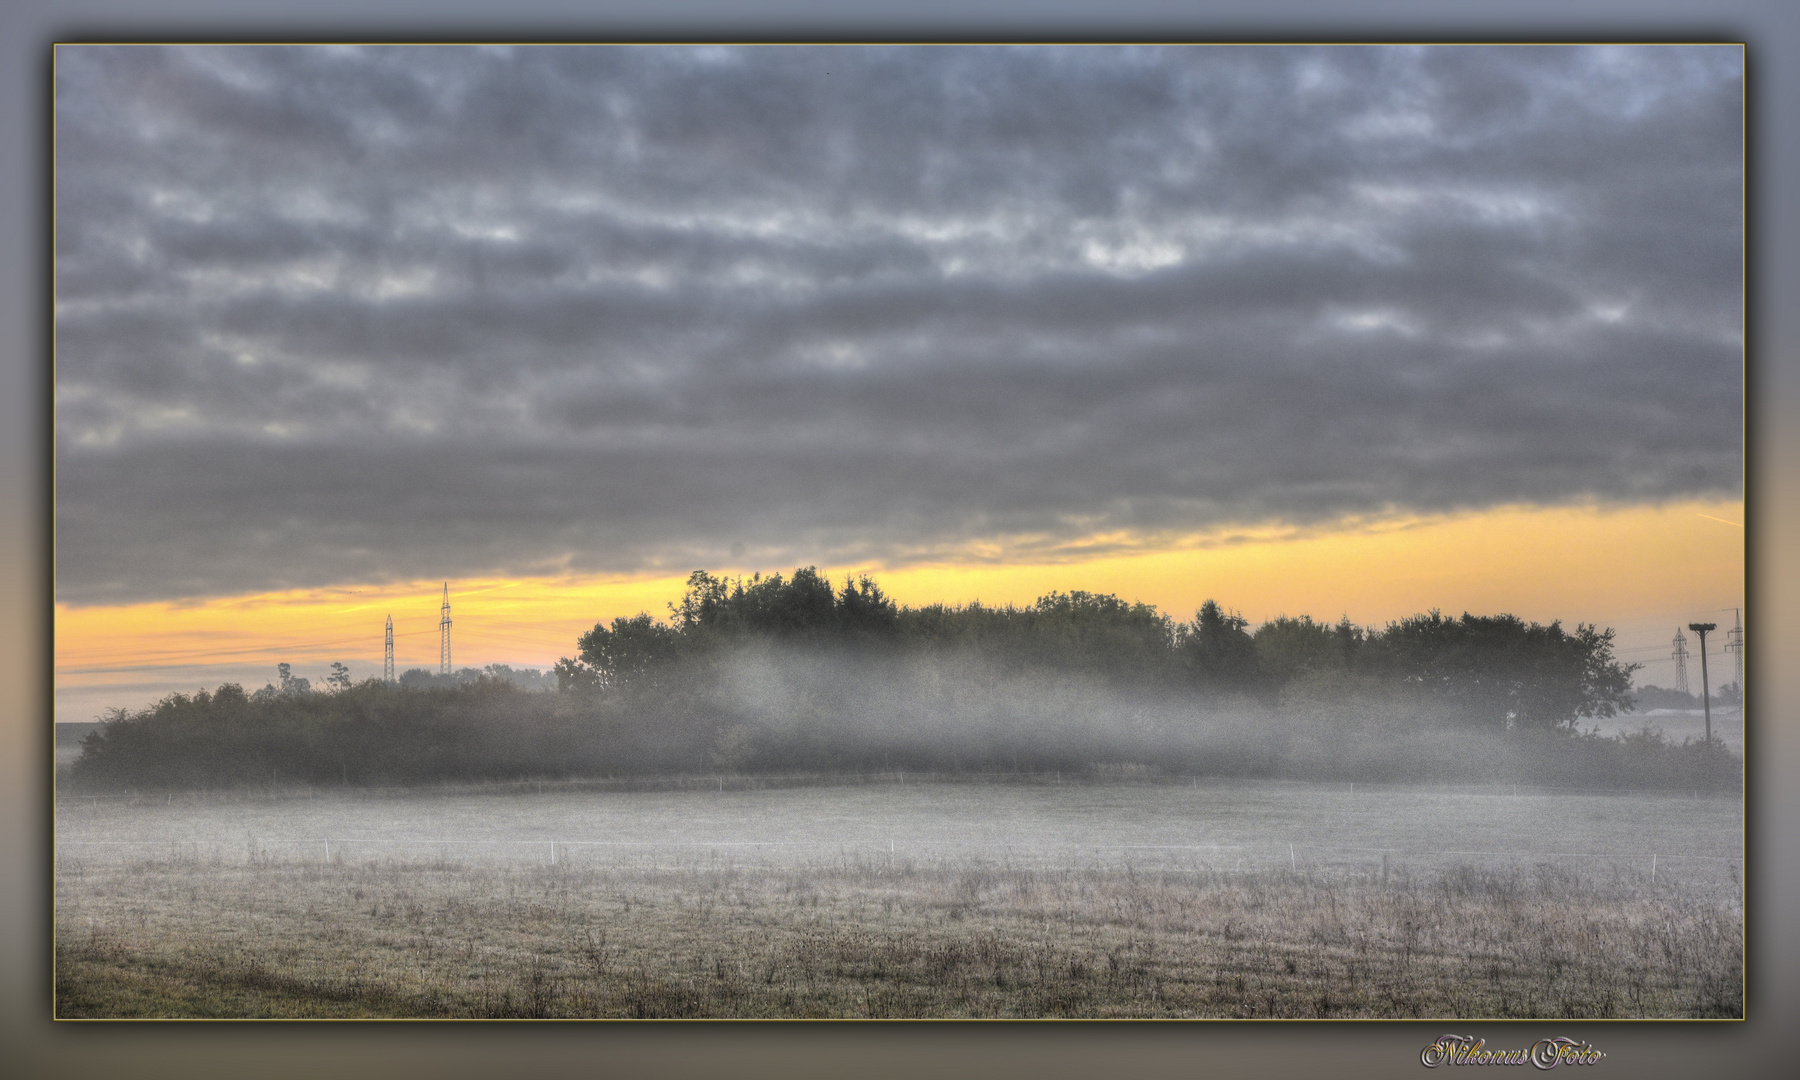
(574, 613, 683, 690)
(1365, 612, 1636, 731)
(1181, 600, 1261, 693)
(1253, 615, 1345, 684)
(835, 575, 900, 639)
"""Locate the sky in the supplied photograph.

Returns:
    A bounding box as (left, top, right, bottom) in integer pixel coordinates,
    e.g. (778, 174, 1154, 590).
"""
(52, 44, 1744, 720)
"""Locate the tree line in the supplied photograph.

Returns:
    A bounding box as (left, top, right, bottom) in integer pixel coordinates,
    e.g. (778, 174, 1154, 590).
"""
(1630, 683, 1742, 711)
(247, 662, 558, 698)
(555, 568, 1637, 733)
(68, 568, 1737, 792)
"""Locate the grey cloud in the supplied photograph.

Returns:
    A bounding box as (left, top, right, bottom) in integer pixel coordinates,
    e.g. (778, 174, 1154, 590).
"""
(53, 44, 1743, 605)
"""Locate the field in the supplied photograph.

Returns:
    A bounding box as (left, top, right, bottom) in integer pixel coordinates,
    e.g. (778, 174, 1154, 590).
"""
(54, 778, 1743, 1019)
(1589, 708, 1745, 751)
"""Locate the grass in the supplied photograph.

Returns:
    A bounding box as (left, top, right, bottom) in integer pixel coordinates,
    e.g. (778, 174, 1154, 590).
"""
(55, 849, 1741, 1019)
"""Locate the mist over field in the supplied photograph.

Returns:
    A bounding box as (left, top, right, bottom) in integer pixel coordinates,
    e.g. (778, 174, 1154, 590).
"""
(599, 642, 1556, 785)
(62, 647, 1736, 795)
(55, 780, 1743, 1019)
(59, 781, 1741, 882)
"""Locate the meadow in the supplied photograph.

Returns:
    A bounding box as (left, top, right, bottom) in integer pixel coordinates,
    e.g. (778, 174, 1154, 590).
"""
(54, 779, 1743, 1019)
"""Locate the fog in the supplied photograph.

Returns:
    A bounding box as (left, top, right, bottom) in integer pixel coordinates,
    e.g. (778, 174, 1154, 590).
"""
(64, 631, 1740, 797)
(695, 643, 1272, 775)
(57, 780, 1742, 887)
(605, 642, 1618, 787)
(1584, 708, 1744, 753)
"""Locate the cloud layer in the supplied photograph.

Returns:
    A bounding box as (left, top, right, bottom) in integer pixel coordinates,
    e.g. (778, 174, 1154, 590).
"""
(54, 45, 1743, 604)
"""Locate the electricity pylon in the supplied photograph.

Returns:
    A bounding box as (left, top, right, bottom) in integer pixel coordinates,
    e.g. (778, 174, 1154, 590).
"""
(1724, 608, 1744, 699)
(439, 583, 452, 675)
(1671, 628, 1690, 697)
(384, 615, 395, 683)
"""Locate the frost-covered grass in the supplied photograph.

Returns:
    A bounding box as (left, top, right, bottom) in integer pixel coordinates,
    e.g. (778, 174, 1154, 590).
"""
(54, 781, 1742, 1019)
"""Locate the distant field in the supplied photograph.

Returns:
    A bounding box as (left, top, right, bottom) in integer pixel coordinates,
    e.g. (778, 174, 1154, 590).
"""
(1593, 709, 1745, 751)
(55, 780, 1743, 1019)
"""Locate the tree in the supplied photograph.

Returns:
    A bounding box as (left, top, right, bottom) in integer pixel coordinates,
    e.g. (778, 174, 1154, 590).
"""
(1367, 612, 1637, 731)
(570, 613, 682, 690)
(1181, 600, 1261, 693)
(327, 662, 352, 691)
(836, 575, 900, 638)
(553, 656, 601, 694)
(671, 570, 732, 631)
(733, 567, 838, 637)
(1253, 615, 1346, 684)
(255, 662, 311, 700)
(1022, 591, 1177, 682)
(670, 566, 905, 644)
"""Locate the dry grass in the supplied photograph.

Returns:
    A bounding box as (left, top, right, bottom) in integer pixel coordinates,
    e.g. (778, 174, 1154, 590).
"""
(54, 850, 1741, 1019)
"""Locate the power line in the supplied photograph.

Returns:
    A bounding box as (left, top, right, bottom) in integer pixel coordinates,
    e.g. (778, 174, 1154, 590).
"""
(56, 626, 443, 671)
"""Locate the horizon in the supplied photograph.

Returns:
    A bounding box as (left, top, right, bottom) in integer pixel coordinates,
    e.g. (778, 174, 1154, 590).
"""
(55, 495, 1743, 722)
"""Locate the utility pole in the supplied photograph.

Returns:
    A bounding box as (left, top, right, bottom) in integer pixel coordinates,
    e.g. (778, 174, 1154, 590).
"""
(440, 583, 453, 676)
(1671, 628, 1690, 697)
(384, 615, 395, 683)
(1688, 622, 1716, 744)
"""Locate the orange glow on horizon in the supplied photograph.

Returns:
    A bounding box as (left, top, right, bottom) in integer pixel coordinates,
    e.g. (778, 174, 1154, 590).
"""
(871, 498, 1744, 630)
(55, 498, 1743, 712)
